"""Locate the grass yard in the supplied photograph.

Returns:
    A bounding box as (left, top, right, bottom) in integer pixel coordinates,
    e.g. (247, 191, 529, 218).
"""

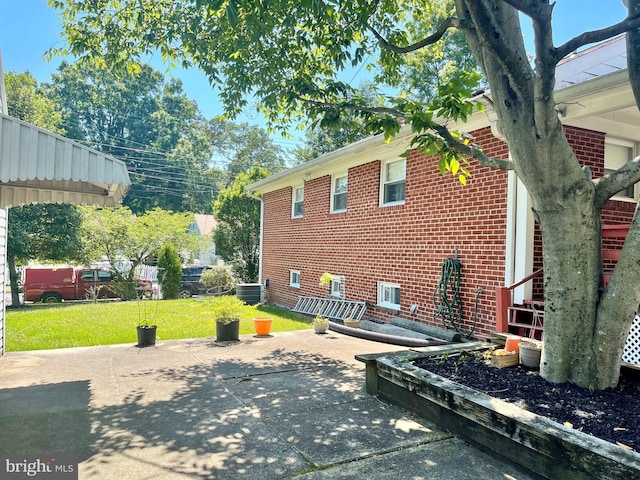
(5, 298, 313, 352)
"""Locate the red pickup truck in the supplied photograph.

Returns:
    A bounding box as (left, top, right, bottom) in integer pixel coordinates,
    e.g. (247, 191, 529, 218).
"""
(23, 266, 153, 303)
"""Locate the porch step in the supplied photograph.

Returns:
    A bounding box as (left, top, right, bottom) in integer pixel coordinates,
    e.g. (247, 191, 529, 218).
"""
(508, 302, 544, 340)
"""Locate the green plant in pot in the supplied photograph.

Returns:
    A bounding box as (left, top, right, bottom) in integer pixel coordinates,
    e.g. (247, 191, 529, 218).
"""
(313, 272, 334, 334)
(312, 315, 329, 334)
(137, 296, 159, 347)
(210, 295, 246, 342)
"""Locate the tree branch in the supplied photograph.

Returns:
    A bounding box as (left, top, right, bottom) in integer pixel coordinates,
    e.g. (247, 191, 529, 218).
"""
(556, 16, 640, 62)
(297, 94, 513, 171)
(461, 1, 533, 104)
(499, 0, 538, 16)
(594, 156, 640, 208)
(367, 17, 470, 55)
(297, 95, 405, 118)
(432, 124, 513, 170)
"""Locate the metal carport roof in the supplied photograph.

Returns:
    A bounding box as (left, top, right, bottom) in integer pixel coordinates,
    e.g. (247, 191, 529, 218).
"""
(0, 112, 130, 207)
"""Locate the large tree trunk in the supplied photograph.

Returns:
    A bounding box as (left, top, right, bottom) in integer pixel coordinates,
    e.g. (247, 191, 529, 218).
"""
(535, 199, 602, 387)
(455, 0, 640, 389)
(592, 202, 640, 388)
(7, 254, 21, 307)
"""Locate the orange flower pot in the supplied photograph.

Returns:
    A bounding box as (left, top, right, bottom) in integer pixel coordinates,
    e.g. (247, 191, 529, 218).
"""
(253, 317, 273, 336)
(505, 335, 522, 353)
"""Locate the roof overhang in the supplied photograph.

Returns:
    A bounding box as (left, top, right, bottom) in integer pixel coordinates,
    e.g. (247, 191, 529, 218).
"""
(0, 113, 131, 208)
(248, 110, 490, 195)
(248, 67, 639, 196)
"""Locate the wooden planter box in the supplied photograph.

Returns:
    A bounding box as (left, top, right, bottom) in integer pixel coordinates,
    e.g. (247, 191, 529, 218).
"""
(357, 345, 640, 480)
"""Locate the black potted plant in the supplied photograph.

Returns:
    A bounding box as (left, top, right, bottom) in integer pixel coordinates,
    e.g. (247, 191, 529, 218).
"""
(136, 295, 159, 347)
(210, 295, 245, 342)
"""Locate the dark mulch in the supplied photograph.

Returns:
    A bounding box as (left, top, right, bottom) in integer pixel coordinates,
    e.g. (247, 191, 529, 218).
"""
(413, 351, 640, 452)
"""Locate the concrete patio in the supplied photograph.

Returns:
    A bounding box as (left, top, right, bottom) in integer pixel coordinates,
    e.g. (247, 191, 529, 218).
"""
(0, 330, 540, 479)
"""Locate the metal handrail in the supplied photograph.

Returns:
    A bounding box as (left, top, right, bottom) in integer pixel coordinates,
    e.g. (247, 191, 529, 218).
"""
(506, 268, 544, 291)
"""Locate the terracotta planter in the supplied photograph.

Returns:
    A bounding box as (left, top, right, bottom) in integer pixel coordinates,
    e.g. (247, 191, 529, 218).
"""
(137, 325, 157, 347)
(504, 335, 522, 353)
(253, 317, 273, 336)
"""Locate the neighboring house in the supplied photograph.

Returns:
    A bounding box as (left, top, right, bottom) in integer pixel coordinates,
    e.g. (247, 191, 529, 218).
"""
(0, 53, 131, 357)
(247, 36, 639, 341)
(188, 213, 219, 266)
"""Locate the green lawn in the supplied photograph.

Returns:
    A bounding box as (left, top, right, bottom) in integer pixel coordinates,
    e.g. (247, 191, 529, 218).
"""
(5, 298, 313, 352)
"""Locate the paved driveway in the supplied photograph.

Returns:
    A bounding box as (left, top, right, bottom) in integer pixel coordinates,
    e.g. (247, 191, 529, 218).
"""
(0, 330, 539, 479)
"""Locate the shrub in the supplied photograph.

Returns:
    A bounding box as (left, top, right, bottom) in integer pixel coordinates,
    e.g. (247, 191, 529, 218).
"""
(201, 266, 236, 294)
(157, 243, 182, 299)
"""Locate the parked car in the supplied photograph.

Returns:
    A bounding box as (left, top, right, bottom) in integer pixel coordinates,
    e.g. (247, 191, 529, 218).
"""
(23, 266, 153, 303)
(179, 265, 213, 298)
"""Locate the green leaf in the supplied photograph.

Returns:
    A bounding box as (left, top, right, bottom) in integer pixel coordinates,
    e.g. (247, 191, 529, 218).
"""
(450, 158, 460, 175)
(226, 2, 239, 27)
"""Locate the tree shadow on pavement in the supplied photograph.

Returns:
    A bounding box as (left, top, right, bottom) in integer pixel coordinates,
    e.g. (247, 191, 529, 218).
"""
(82, 348, 435, 479)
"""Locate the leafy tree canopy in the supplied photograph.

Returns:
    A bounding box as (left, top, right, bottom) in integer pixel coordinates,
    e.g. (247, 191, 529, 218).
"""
(49, 0, 489, 182)
(213, 167, 269, 282)
(80, 206, 201, 284)
(4, 71, 64, 133)
(208, 118, 289, 182)
(43, 62, 222, 213)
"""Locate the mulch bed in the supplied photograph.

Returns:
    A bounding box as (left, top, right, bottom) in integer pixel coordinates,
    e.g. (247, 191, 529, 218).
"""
(413, 351, 640, 452)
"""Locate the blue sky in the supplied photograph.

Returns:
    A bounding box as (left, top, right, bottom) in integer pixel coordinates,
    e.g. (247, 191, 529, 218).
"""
(0, 0, 630, 150)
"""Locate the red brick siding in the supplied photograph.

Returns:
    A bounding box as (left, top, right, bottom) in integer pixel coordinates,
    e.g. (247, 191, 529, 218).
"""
(262, 127, 509, 339)
(261, 125, 634, 338)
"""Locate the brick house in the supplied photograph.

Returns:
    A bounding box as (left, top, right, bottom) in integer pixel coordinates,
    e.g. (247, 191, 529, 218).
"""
(247, 36, 640, 340)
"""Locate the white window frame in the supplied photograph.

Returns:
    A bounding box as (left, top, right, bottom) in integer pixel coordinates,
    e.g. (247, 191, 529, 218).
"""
(330, 276, 343, 298)
(377, 282, 401, 310)
(290, 270, 301, 288)
(605, 138, 638, 202)
(292, 185, 304, 218)
(380, 158, 406, 206)
(331, 173, 348, 213)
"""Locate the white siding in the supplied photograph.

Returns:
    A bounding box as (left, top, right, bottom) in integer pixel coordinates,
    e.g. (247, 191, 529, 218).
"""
(0, 208, 6, 357)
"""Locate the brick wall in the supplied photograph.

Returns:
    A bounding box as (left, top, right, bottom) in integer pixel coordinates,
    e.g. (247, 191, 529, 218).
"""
(262, 127, 509, 339)
(261, 125, 635, 339)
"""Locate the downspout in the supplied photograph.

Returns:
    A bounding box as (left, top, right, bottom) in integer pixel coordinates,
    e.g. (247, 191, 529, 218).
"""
(0, 50, 7, 357)
(247, 189, 265, 302)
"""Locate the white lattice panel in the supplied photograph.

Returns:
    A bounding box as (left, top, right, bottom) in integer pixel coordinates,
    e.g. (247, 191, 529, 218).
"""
(622, 315, 640, 366)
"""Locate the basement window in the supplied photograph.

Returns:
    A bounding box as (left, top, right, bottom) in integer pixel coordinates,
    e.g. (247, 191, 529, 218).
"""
(290, 270, 301, 288)
(330, 276, 343, 298)
(377, 282, 401, 310)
